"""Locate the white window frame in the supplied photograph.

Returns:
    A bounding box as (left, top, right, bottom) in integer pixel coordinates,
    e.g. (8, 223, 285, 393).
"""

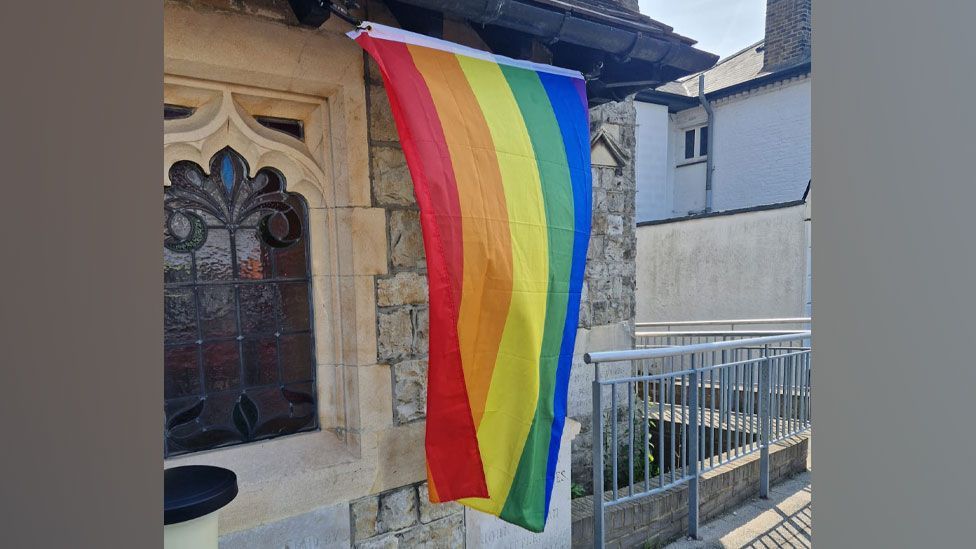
(677, 125, 708, 166)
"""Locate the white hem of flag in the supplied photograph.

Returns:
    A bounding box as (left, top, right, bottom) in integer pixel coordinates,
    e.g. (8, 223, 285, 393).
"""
(348, 21, 585, 80)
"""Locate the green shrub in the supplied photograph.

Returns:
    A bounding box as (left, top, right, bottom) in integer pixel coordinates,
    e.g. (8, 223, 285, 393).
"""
(603, 402, 660, 491)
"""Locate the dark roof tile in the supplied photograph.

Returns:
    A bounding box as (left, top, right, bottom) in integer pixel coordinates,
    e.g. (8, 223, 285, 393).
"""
(658, 40, 768, 96)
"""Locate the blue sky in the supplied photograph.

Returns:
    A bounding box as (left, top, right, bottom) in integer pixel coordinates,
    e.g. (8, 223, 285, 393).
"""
(638, 0, 767, 59)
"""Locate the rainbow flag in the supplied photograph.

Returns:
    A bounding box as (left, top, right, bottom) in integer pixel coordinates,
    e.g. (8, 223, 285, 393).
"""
(350, 23, 592, 532)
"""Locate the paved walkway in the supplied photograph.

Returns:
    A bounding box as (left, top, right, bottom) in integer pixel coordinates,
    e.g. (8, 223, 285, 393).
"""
(665, 464, 811, 548)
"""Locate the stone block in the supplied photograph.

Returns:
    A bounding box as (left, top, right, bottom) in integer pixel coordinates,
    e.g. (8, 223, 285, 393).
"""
(403, 513, 463, 548)
(369, 85, 399, 142)
(389, 210, 425, 269)
(592, 187, 608, 209)
(418, 482, 461, 524)
(605, 238, 626, 262)
(392, 359, 428, 424)
(607, 192, 626, 214)
(338, 275, 379, 366)
(338, 207, 389, 276)
(372, 422, 427, 492)
(218, 502, 350, 548)
(586, 236, 604, 261)
(412, 307, 429, 356)
(371, 146, 416, 207)
(577, 301, 592, 329)
(358, 363, 393, 430)
(378, 486, 419, 533)
(377, 272, 428, 307)
(591, 210, 608, 235)
(351, 497, 380, 541)
(355, 533, 398, 549)
(592, 301, 610, 325)
(377, 307, 412, 362)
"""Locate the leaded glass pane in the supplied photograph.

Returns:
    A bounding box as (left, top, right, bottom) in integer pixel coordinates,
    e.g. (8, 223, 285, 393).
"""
(163, 146, 317, 457)
(164, 247, 193, 283)
(198, 285, 236, 338)
(238, 284, 277, 334)
(164, 288, 197, 341)
(279, 282, 311, 332)
(203, 341, 240, 392)
(235, 230, 273, 280)
(279, 333, 313, 383)
(164, 345, 200, 398)
(196, 229, 234, 281)
(242, 337, 278, 386)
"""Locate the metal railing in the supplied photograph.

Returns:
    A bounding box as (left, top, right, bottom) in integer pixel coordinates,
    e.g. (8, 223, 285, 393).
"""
(584, 332, 812, 548)
(636, 317, 811, 331)
(636, 329, 809, 354)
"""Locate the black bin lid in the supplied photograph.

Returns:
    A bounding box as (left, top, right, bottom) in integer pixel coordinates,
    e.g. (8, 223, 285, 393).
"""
(164, 465, 238, 525)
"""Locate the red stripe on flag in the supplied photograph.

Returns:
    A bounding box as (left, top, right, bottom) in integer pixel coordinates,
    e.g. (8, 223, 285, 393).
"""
(357, 35, 487, 500)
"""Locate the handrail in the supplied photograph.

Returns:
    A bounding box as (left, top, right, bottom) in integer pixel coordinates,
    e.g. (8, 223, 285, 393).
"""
(636, 330, 808, 338)
(587, 329, 812, 547)
(635, 317, 811, 328)
(585, 331, 811, 363)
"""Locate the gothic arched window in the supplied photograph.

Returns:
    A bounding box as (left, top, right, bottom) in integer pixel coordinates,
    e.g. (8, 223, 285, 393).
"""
(164, 146, 317, 457)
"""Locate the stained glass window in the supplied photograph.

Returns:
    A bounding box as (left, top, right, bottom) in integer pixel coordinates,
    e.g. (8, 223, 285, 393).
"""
(164, 146, 317, 457)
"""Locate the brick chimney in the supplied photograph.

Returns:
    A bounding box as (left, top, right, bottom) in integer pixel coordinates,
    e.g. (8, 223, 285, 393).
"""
(762, 0, 811, 72)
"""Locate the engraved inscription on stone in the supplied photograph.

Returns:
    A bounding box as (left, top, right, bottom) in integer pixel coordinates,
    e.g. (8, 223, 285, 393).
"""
(464, 420, 580, 549)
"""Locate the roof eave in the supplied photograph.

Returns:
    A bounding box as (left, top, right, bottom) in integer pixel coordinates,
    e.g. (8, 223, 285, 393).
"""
(705, 60, 811, 101)
(387, 0, 719, 104)
(637, 60, 811, 109)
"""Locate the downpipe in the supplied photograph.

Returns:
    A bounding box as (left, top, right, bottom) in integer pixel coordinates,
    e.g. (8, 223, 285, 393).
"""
(698, 74, 714, 212)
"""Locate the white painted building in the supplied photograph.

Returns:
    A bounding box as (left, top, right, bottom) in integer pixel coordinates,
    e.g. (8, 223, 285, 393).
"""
(635, 0, 811, 222)
(634, 0, 813, 322)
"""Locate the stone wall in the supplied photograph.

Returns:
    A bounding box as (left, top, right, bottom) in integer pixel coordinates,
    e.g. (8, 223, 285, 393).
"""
(569, 99, 639, 490)
(584, 100, 638, 330)
(367, 52, 431, 425)
(350, 482, 464, 548)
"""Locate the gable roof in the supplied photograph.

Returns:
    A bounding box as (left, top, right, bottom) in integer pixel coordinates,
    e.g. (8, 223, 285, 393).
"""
(637, 38, 810, 110)
(657, 40, 768, 96)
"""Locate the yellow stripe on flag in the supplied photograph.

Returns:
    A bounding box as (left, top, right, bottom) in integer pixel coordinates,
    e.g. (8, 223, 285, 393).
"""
(455, 54, 550, 515)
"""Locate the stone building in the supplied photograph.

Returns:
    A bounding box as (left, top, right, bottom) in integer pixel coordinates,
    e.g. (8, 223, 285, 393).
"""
(162, 0, 715, 545)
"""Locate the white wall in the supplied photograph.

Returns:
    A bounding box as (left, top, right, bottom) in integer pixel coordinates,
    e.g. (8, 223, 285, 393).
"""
(634, 75, 810, 222)
(673, 161, 707, 214)
(635, 203, 808, 322)
(634, 102, 671, 221)
(711, 77, 811, 211)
